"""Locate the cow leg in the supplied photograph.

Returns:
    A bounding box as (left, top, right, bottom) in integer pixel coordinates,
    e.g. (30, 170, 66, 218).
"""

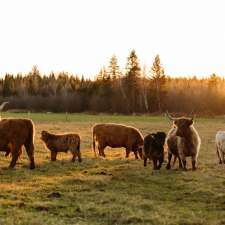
(72, 151, 77, 162)
(9, 144, 20, 169)
(178, 156, 183, 169)
(93, 136, 97, 157)
(182, 159, 187, 171)
(77, 150, 82, 162)
(100, 148, 105, 157)
(72, 143, 82, 163)
(18, 147, 23, 160)
(98, 143, 105, 157)
(133, 150, 139, 159)
(153, 159, 158, 170)
(191, 156, 197, 171)
(125, 149, 130, 158)
(166, 152, 172, 169)
(216, 146, 222, 164)
(24, 142, 35, 169)
(172, 155, 177, 167)
(51, 151, 57, 161)
(5, 151, 10, 157)
(72, 151, 82, 162)
(179, 154, 187, 171)
(157, 157, 164, 170)
(179, 151, 187, 171)
(222, 152, 225, 164)
(5, 144, 12, 157)
(178, 143, 187, 171)
(144, 157, 147, 167)
(138, 148, 143, 159)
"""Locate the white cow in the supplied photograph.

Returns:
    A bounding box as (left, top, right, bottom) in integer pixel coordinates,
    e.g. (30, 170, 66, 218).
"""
(215, 131, 225, 164)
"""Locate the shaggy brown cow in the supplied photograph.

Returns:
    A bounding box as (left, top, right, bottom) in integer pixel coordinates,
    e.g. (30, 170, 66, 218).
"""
(92, 123, 143, 159)
(166, 112, 201, 171)
(41, 131, 81, 162)
(0, 119, 35, 169)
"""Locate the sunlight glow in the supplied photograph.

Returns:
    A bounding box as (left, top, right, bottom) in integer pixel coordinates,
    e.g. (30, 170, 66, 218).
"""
(0, 0, 225, 78)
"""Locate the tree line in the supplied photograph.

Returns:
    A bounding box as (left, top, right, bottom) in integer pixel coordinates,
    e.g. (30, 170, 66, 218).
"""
(0, 50, 225, 115)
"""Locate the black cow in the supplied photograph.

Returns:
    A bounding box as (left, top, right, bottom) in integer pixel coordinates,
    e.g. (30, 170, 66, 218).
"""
(143, 132, 166, 170)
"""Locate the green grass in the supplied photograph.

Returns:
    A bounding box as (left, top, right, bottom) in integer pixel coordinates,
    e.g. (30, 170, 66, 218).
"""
(2, 112, 167, 122)
(0, 113, 225, 225)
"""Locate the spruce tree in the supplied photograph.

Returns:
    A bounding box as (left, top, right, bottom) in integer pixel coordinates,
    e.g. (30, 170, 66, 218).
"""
(151, 55, 166, 112)
(108, 55, 120, 80)
(125, 50, 141, 113)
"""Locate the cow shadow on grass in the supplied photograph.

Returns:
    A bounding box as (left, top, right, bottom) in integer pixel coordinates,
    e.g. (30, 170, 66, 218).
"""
(0, 154, 140, 183)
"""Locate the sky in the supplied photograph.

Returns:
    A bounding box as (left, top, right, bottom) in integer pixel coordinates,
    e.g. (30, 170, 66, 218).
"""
(0, 0, 225, 78)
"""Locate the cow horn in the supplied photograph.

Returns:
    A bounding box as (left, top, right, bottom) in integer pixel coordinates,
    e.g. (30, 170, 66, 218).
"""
(0, 101, 9, 112)
(165, 111, 175, 121)
(190, 110, 195, 121)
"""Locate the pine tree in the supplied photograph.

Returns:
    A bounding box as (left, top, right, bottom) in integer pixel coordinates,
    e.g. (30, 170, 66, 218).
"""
(96, 67, 109, 80)
(2, 74, 15, 96)
(151, 55, 166, 112)
(48, 71, 57, 96)
(108, 55, 120, 79)
(125, 50, 141, 113)
(208, 73, 219, 90)
(125, 50, 141, 79)
(27, 65, 42, 95)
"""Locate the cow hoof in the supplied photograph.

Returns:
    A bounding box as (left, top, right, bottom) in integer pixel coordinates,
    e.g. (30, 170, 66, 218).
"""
(166, 164, 171, 170)
(8, 166, 15, 170)
(30, 165, 35, 169)
(192, 167, 197, 171)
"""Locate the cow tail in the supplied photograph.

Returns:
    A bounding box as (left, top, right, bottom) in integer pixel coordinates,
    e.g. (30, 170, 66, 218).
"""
(25, 120, 35, 169)
(77, 137, 82, 162)
(26, 121, 35, 151)
(93, 130, 97, 157)
(77, 137, 80, 152)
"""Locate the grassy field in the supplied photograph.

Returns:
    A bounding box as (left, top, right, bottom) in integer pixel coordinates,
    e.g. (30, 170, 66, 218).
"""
(0, 113, 225, 225)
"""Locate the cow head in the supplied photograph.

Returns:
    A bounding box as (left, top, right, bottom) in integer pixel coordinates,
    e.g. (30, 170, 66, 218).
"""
(152, 132, 167, 146)
(174, 118, 193, 137)
(166, 111, 194, 137)
(41, 130, 50, 142)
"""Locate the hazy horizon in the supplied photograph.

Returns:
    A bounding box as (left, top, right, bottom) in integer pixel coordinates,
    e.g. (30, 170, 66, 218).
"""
(0, 0, 224, 78)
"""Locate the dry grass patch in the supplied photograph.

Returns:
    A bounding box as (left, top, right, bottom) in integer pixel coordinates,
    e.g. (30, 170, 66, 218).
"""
(0, 113, 225, 225)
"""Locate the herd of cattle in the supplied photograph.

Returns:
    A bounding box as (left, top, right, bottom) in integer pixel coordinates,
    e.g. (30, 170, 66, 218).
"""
(0, 113, 225, 171)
